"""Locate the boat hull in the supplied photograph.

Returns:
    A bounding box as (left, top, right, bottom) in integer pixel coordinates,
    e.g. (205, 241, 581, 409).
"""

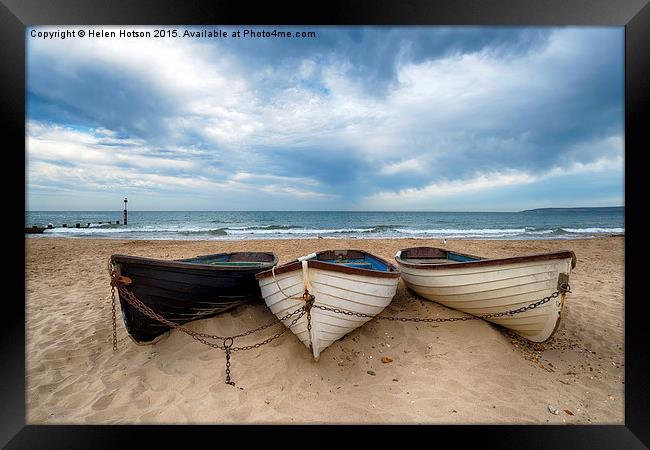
(111, 252, 277, 344)
(256, 251, 400, 359)
(396, 248, 576, 342)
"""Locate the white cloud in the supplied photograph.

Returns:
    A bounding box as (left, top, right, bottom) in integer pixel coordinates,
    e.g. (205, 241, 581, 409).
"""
(229, 171, 320, 186)
(369, 170, 536, 204)
(226, 172, 334, 199)
(364, 143, 623, 209)
(379, 158, 429, 175)
(26, 121, 334, 201)
(27, 122, 198, 171)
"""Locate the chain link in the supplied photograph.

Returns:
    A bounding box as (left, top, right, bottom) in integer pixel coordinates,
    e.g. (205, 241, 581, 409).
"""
(311, 284, 570, 324)
(223, 338, 234, 386)
(110, 266, 570, 385)
(110, 277, 118, 352)
(110, 270, 306, 386)
(303, 291, 315, 333)
(115, 283, 305, 351)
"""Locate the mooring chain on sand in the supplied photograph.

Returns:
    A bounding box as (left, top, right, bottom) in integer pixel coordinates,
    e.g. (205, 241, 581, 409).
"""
(115, 281, 307, 386)
(109, 269, 308, 386)
(310, 283, 571, 323)
(110, 282, 118, 352)
(109, 266, 569, 385)
(109, 269, 306, 345)
(268, 255, 571, 329)
(268, 259, 571, 345)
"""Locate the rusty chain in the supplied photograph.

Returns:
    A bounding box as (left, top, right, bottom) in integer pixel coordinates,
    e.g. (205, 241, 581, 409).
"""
(110, 283, 118, 352)
(115, 283, 306, 350)
(110, 263, 570, 385)
(310, 283, 571, 323)
(303, 291, 315, 333)
(223, 339, 234, 385)
(109, 269, 308, 386)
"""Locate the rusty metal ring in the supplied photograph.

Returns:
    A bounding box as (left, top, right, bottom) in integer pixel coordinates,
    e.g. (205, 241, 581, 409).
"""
(223, 337, 234, 348)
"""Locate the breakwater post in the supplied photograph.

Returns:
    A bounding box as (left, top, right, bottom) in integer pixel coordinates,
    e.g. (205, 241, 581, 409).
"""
(123, 197, 128, 225)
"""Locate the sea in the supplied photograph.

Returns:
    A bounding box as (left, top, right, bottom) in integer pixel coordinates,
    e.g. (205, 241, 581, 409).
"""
(25, 208, 624, 241)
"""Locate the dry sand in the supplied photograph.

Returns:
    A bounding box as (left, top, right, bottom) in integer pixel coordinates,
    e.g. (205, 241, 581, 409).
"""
(25, 236, 624, 424)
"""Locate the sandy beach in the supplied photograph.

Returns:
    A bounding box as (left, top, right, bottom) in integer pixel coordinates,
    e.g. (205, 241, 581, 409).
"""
(25, 236, 624, 424)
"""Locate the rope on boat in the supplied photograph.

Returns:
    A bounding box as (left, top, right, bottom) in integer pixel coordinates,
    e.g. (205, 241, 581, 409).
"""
(300, 260, 312, 293)
(270, 264, 306, 302)
(270, 261, 316, 335)
(271, 258, 316, 332)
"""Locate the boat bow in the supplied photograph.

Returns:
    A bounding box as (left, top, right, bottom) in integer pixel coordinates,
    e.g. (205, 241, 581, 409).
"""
(257, 250, 400, 360)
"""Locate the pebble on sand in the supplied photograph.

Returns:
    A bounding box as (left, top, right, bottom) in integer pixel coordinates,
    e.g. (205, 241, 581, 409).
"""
(548, 404, 560, 415)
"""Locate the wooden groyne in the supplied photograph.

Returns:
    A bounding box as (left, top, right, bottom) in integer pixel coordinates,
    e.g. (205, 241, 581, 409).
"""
(26, 199, 128, 234)
(25, 220, 123, 233)
(25, 226, 47, 234)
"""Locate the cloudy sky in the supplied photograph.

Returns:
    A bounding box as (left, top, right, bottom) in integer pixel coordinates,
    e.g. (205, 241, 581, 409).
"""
(26, 26, 624, 211)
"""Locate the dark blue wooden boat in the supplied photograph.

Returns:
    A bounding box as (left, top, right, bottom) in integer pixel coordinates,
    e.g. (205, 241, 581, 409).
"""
(110, 251, 278, 344)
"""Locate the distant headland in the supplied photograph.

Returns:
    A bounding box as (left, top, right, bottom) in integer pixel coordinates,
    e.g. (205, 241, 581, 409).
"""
(519, 206, 624, 213)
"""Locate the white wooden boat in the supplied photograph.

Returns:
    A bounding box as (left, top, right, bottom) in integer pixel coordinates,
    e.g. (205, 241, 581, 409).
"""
(255, 250, 400, 360)
(395, 247, 576, 342)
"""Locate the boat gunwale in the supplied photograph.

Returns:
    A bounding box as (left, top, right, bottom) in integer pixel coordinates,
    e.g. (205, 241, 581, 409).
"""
(395, 247, 576, 270)
(256, 249, 401, 280)
(111, 252, 278, 272)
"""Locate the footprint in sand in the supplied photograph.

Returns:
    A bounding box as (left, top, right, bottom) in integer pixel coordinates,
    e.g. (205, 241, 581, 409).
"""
(91, 391, 117, 410)
(228, 405, 254, 421)
(53, 380, 87, 398)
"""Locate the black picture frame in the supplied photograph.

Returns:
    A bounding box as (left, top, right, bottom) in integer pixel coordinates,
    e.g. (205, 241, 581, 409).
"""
(5, 0, 648, 448)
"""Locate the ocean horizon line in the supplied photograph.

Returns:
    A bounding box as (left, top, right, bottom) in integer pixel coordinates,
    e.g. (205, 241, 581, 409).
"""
(26, 208, 624, 241)
(26, 206, 624, 214)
